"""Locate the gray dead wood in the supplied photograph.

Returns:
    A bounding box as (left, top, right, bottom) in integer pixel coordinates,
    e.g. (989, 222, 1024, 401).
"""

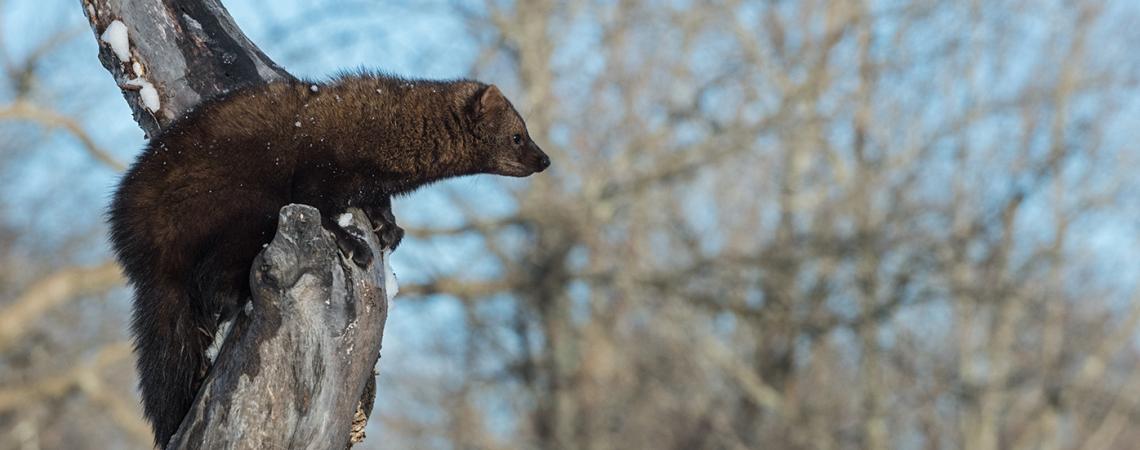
(167, 205, 388, 450)
(80, 1, 388, 448)
(81, 0, 291, 137)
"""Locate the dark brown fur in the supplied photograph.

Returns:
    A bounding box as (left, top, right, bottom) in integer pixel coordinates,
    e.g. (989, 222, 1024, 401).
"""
(109, 73, 549, 446)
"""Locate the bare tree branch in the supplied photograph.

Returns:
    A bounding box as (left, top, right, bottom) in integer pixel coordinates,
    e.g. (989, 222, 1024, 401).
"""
(0, 101, 126, 171)
(0, 261, 123, 353)
(81, 0, 291, 136)
(0, 342, 131, 410)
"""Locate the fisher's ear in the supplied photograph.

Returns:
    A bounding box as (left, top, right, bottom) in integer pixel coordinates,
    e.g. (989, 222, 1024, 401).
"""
(472, 84, 507, 119)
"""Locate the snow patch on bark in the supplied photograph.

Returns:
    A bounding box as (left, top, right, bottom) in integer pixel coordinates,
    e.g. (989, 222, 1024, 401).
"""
(100, 20, 131, 62)
(382, 249, 398, 302)
(125, 78, 161, 112)
(337, 213, 353, 228)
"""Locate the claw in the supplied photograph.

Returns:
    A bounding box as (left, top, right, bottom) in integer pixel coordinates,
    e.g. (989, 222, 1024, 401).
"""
(362, 200, 404, 251)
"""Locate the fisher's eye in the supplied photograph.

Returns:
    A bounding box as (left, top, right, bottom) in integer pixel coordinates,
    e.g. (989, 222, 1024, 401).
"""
(512, 134, 522, 145)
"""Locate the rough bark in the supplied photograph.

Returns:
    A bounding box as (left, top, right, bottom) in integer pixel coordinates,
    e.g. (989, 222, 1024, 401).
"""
(80, 1, 387, 448)
(81, 0, 291, 137)
(167, 206, 388, 449)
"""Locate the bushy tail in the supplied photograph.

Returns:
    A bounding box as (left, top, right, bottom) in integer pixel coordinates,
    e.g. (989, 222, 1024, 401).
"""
(131, 280, 213, 448)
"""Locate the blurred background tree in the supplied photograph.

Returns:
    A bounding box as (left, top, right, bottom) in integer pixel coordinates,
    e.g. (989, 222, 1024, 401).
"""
(1, 0, 1139, 449)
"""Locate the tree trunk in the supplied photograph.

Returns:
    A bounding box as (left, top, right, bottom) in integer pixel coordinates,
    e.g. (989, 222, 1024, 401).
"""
(80, 1, 389, 448)
(168, 205, 389, 449)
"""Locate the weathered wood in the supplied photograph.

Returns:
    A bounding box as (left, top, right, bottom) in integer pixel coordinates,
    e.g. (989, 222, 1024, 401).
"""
(80, 1, 388, 448)
(167, 206, 388, 450)
(81, 0, 292, 137)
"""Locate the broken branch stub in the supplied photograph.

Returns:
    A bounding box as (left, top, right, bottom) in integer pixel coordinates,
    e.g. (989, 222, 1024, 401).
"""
(167, 205, 389, 450)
